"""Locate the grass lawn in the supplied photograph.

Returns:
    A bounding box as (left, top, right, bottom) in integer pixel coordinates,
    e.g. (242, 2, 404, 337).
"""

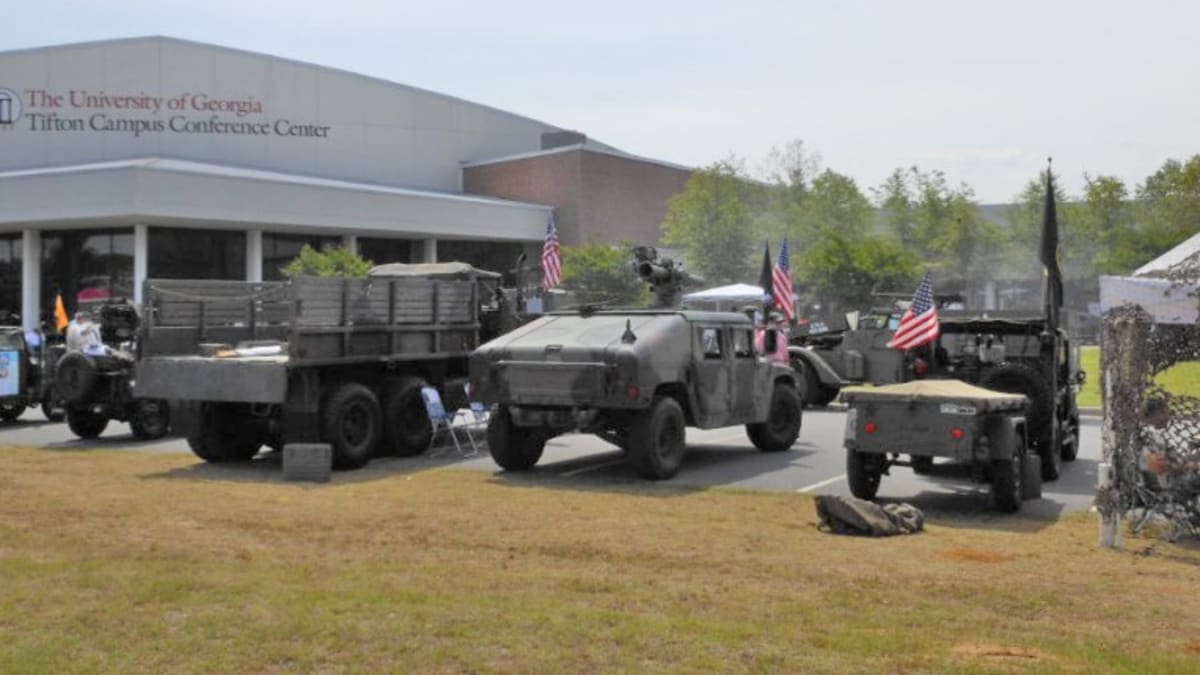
(1077, 345, 1200, 409)
(1, 446, 1199, 673)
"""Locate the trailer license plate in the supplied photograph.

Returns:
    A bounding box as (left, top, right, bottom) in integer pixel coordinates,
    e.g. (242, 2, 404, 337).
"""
(939, 403, 977, 415)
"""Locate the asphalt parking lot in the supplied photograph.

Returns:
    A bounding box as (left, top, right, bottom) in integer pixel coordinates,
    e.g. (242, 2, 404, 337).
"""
(0, 406, 1102, 519)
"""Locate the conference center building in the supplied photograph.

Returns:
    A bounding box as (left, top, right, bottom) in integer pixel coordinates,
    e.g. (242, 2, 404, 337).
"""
(0, 37, 692, 331)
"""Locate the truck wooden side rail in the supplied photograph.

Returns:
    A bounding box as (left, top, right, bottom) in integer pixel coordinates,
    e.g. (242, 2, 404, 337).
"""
(136, 273, 488, 469)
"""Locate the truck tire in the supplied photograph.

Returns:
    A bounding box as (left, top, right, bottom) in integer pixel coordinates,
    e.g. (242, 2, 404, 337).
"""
(129, 399, 170, 440)
(186, 404, 261, 462)
(991, 455, 1022, 513)
(846, 449, 882, 500)
(628, 396, 687, 480)
(979, 363, 1059, 482)
(811, 384, 841, 408)
(380, 376, 433, 457)
(487, 406, 546, 471)
(41, 391, 65, 422)
(55, 352, 98, 405)
(66, 408, 108, 439)
(1060, 413, 1080, 462)
(746, 383, 802, 452)
(321, 382, 382, 470)
(0, 403, 22, 423)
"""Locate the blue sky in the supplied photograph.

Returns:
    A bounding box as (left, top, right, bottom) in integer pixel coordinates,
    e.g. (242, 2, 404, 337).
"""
(6, 0, 1198, 203)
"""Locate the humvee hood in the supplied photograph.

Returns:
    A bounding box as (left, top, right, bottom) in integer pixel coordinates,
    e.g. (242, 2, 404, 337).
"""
(477, 313, 679, 352)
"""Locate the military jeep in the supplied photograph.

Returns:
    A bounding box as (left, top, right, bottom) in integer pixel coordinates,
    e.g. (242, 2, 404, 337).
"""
(469, 309, 804, 480)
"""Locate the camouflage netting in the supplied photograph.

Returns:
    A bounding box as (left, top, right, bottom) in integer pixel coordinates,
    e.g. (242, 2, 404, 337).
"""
(1099, 250, 1200, 542)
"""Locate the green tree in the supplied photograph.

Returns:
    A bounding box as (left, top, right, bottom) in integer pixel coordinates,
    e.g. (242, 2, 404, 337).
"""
(796, 169, 875, 240)
(282, 245, 373, 277)
(1134, 155, 1200, 265)
(873, 167, 998, 297)
(795, 230, 919, 317)
(560, 241, 649, 307)
(1076, 173, 1137, 275)
(661, 159, 759, 285)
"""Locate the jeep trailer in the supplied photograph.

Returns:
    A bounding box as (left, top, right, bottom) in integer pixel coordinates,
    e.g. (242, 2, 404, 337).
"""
(842, 379, 1043, 513)
(135, 266, 505, 469)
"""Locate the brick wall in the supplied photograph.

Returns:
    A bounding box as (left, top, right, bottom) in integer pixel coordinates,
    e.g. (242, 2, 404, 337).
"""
(463, 148, 691, 247)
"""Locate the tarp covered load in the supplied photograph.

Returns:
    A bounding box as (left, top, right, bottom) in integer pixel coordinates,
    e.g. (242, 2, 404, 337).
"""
(368, 262, 502, 279)
(841, 379, 1028, 412)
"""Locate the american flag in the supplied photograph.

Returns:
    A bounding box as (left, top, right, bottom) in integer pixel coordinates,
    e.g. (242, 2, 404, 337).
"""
(772, 238, 794, 322)
(887, 271, 939, 350)
(541, 214, 562, 290)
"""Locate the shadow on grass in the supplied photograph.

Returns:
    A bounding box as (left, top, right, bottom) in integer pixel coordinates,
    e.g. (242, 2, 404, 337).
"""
(141, 443, 495, 487)
(38, 432, 183, 451)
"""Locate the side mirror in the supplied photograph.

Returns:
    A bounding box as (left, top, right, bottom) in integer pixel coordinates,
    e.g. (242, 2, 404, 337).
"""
(1073, 370, 1087, 386)
(764, 330, 777, 353)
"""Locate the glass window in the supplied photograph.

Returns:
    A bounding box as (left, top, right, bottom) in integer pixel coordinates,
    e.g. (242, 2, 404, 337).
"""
(734, 329, 754, 358)
(0, 235, 20, 324)
(41, 229, 134, 319)
(437, 240, 526, 283)
(262, 233, 339, 281)
(699, 327, 722, 359)
(358, 238, 413, 267)
(148, 227, 246, 280)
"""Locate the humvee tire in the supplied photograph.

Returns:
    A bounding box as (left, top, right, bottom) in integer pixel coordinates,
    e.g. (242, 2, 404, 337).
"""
(980, 363, 1059, 482)
(380, 376, 433, 457)
(746, 383, 802, 452)
(802, 366, 840, 407)
(66, 408, 108, 439)
(321, 382, 382, 470)
(846, 449, 882, 500)
(187, 404, 261, 462)
(129, 399, 170, 440)
(628, 396, 686, 480)
(487, 406, 546, 471)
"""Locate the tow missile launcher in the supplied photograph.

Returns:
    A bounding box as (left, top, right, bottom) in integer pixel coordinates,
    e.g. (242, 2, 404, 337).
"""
(632, 246, 703, 309)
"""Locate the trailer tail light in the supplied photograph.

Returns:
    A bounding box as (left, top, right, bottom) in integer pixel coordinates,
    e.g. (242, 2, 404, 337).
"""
(627, 386, 640, 400)
(864, 422, 877, 434)
(950, 427, 965, 440)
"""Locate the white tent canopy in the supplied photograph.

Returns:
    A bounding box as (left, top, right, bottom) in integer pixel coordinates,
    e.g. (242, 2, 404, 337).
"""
(681, 283, 766, 311)
(1100, 231, 1200, 324)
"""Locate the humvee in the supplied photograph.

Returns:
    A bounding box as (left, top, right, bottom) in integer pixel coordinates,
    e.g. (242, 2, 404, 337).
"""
(469, 309, 804, 480)
(843, 379, 1042, 512)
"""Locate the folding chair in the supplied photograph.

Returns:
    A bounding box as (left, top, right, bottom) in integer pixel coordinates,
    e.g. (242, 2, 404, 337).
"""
(464, 382, 490, 426)
(420, 386, 477, 456)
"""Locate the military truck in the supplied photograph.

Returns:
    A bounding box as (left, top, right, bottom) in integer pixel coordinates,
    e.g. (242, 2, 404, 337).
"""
(842, 379, 1041, 512)
(55, 303, 170, 440)
(469, 309, 803, 480)
(0, 326, 66, 423)
(134, 264, 512, 469)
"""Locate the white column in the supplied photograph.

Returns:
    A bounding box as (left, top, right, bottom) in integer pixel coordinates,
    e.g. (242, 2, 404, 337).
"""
(342, 234, 357, 253)
(246, 229, 263, 282)
(133, 224, 148, 306)
(419, 238, 437, 263)
(20, 229, 40, 332)
(984, 280, 997, 311)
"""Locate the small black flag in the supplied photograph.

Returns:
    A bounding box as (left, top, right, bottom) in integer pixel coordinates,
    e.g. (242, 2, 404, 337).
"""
(758, 241, 773, 310)
(1040, 169, 1063, 331)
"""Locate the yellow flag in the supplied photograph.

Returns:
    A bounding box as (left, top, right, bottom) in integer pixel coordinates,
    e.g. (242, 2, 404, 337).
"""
(54, 293, 69, 333)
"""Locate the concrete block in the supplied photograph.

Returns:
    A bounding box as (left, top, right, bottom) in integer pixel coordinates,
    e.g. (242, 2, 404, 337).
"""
(283, 443, 332, 483)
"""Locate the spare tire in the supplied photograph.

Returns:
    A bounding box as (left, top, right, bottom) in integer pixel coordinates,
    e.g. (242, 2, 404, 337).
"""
(55, 352, 98, 404)
(980, 362, 1059, 481)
